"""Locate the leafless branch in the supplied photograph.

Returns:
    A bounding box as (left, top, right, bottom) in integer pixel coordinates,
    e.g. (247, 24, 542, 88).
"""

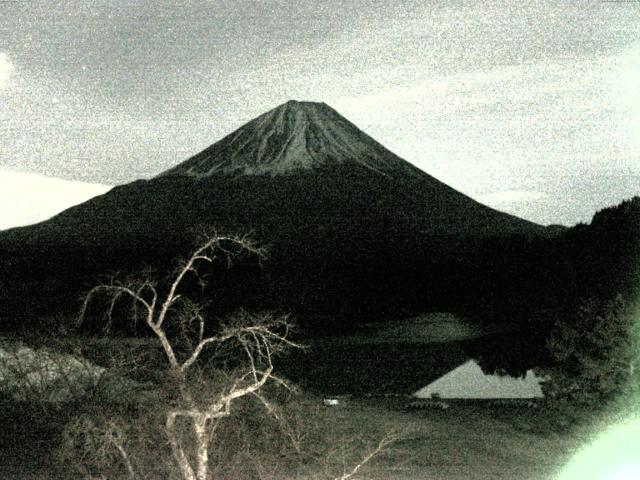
(333, 431, 402, 480)
(77, 233, 300, 480)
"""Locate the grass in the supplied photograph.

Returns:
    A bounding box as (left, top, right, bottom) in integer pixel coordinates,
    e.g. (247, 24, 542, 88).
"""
(0, 325, 599, 479)
(289, 396, 590, 480)
(0, 391, 592, 479)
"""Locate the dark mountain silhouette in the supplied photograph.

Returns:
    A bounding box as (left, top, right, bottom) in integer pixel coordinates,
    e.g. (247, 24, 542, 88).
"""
(0, 100, 548, 330)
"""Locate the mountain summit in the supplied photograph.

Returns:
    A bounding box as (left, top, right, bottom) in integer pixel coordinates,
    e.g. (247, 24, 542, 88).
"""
(161, 100, 423, 178)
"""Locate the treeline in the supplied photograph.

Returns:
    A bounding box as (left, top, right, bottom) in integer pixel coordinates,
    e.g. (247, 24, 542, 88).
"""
(466, 196, 640, 378)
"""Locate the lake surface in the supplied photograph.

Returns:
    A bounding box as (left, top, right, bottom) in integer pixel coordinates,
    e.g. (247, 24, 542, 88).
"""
(278, 312, 509, 395)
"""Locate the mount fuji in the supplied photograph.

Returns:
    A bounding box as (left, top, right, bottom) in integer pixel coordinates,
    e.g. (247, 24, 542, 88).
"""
(0, 101, 547, 326)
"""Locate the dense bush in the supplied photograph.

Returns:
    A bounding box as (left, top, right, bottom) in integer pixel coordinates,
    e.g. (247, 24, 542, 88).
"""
(536, 294, 639, 415)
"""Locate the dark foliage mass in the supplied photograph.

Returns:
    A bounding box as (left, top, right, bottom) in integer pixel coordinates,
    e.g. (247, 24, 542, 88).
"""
(539, 294, 638, 406)
(466, 196, 640, 375)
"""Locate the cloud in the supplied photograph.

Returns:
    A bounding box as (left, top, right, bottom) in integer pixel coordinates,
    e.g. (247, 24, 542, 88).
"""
(334, 45, 640, 196)
(474, 190, 552, 225)
(0, 53, 14, 90)
(477, 190, 546, 206)
(0, 170, 111, 230)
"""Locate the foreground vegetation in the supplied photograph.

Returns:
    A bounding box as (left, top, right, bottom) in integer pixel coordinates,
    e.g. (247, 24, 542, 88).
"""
(2, 311, 634, 480)
(1, 379, 594, 480)
(0, 233, 410, 480)
(2, 315, 637, 479)
(1, 218, 638, 479)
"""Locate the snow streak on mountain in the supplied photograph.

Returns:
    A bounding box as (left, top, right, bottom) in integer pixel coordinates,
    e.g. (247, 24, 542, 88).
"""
(161, 100, 425, 178)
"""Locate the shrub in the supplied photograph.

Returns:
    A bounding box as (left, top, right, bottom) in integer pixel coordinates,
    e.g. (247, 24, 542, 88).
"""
(537, 294, 639, 413)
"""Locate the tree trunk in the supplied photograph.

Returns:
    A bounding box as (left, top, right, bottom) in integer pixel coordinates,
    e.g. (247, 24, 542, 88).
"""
(166, 412, 197, 480)
(194, 416, 210, 480)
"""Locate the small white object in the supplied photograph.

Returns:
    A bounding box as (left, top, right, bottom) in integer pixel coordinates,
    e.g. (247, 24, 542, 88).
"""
(323, 398, 339, 406)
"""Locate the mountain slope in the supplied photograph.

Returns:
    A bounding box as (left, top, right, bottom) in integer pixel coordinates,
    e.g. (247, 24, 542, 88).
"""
(161, 100, 426, 178)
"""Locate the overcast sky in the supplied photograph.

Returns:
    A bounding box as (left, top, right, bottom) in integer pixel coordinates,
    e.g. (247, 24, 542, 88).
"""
(1, 0, 639, 226)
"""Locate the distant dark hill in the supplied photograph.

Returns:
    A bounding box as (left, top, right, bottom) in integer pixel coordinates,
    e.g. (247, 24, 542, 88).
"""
(0, 101, 546, 329)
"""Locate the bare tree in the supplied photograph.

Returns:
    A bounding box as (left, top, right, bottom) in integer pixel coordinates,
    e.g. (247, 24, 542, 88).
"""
(78, 233, 301, 480)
